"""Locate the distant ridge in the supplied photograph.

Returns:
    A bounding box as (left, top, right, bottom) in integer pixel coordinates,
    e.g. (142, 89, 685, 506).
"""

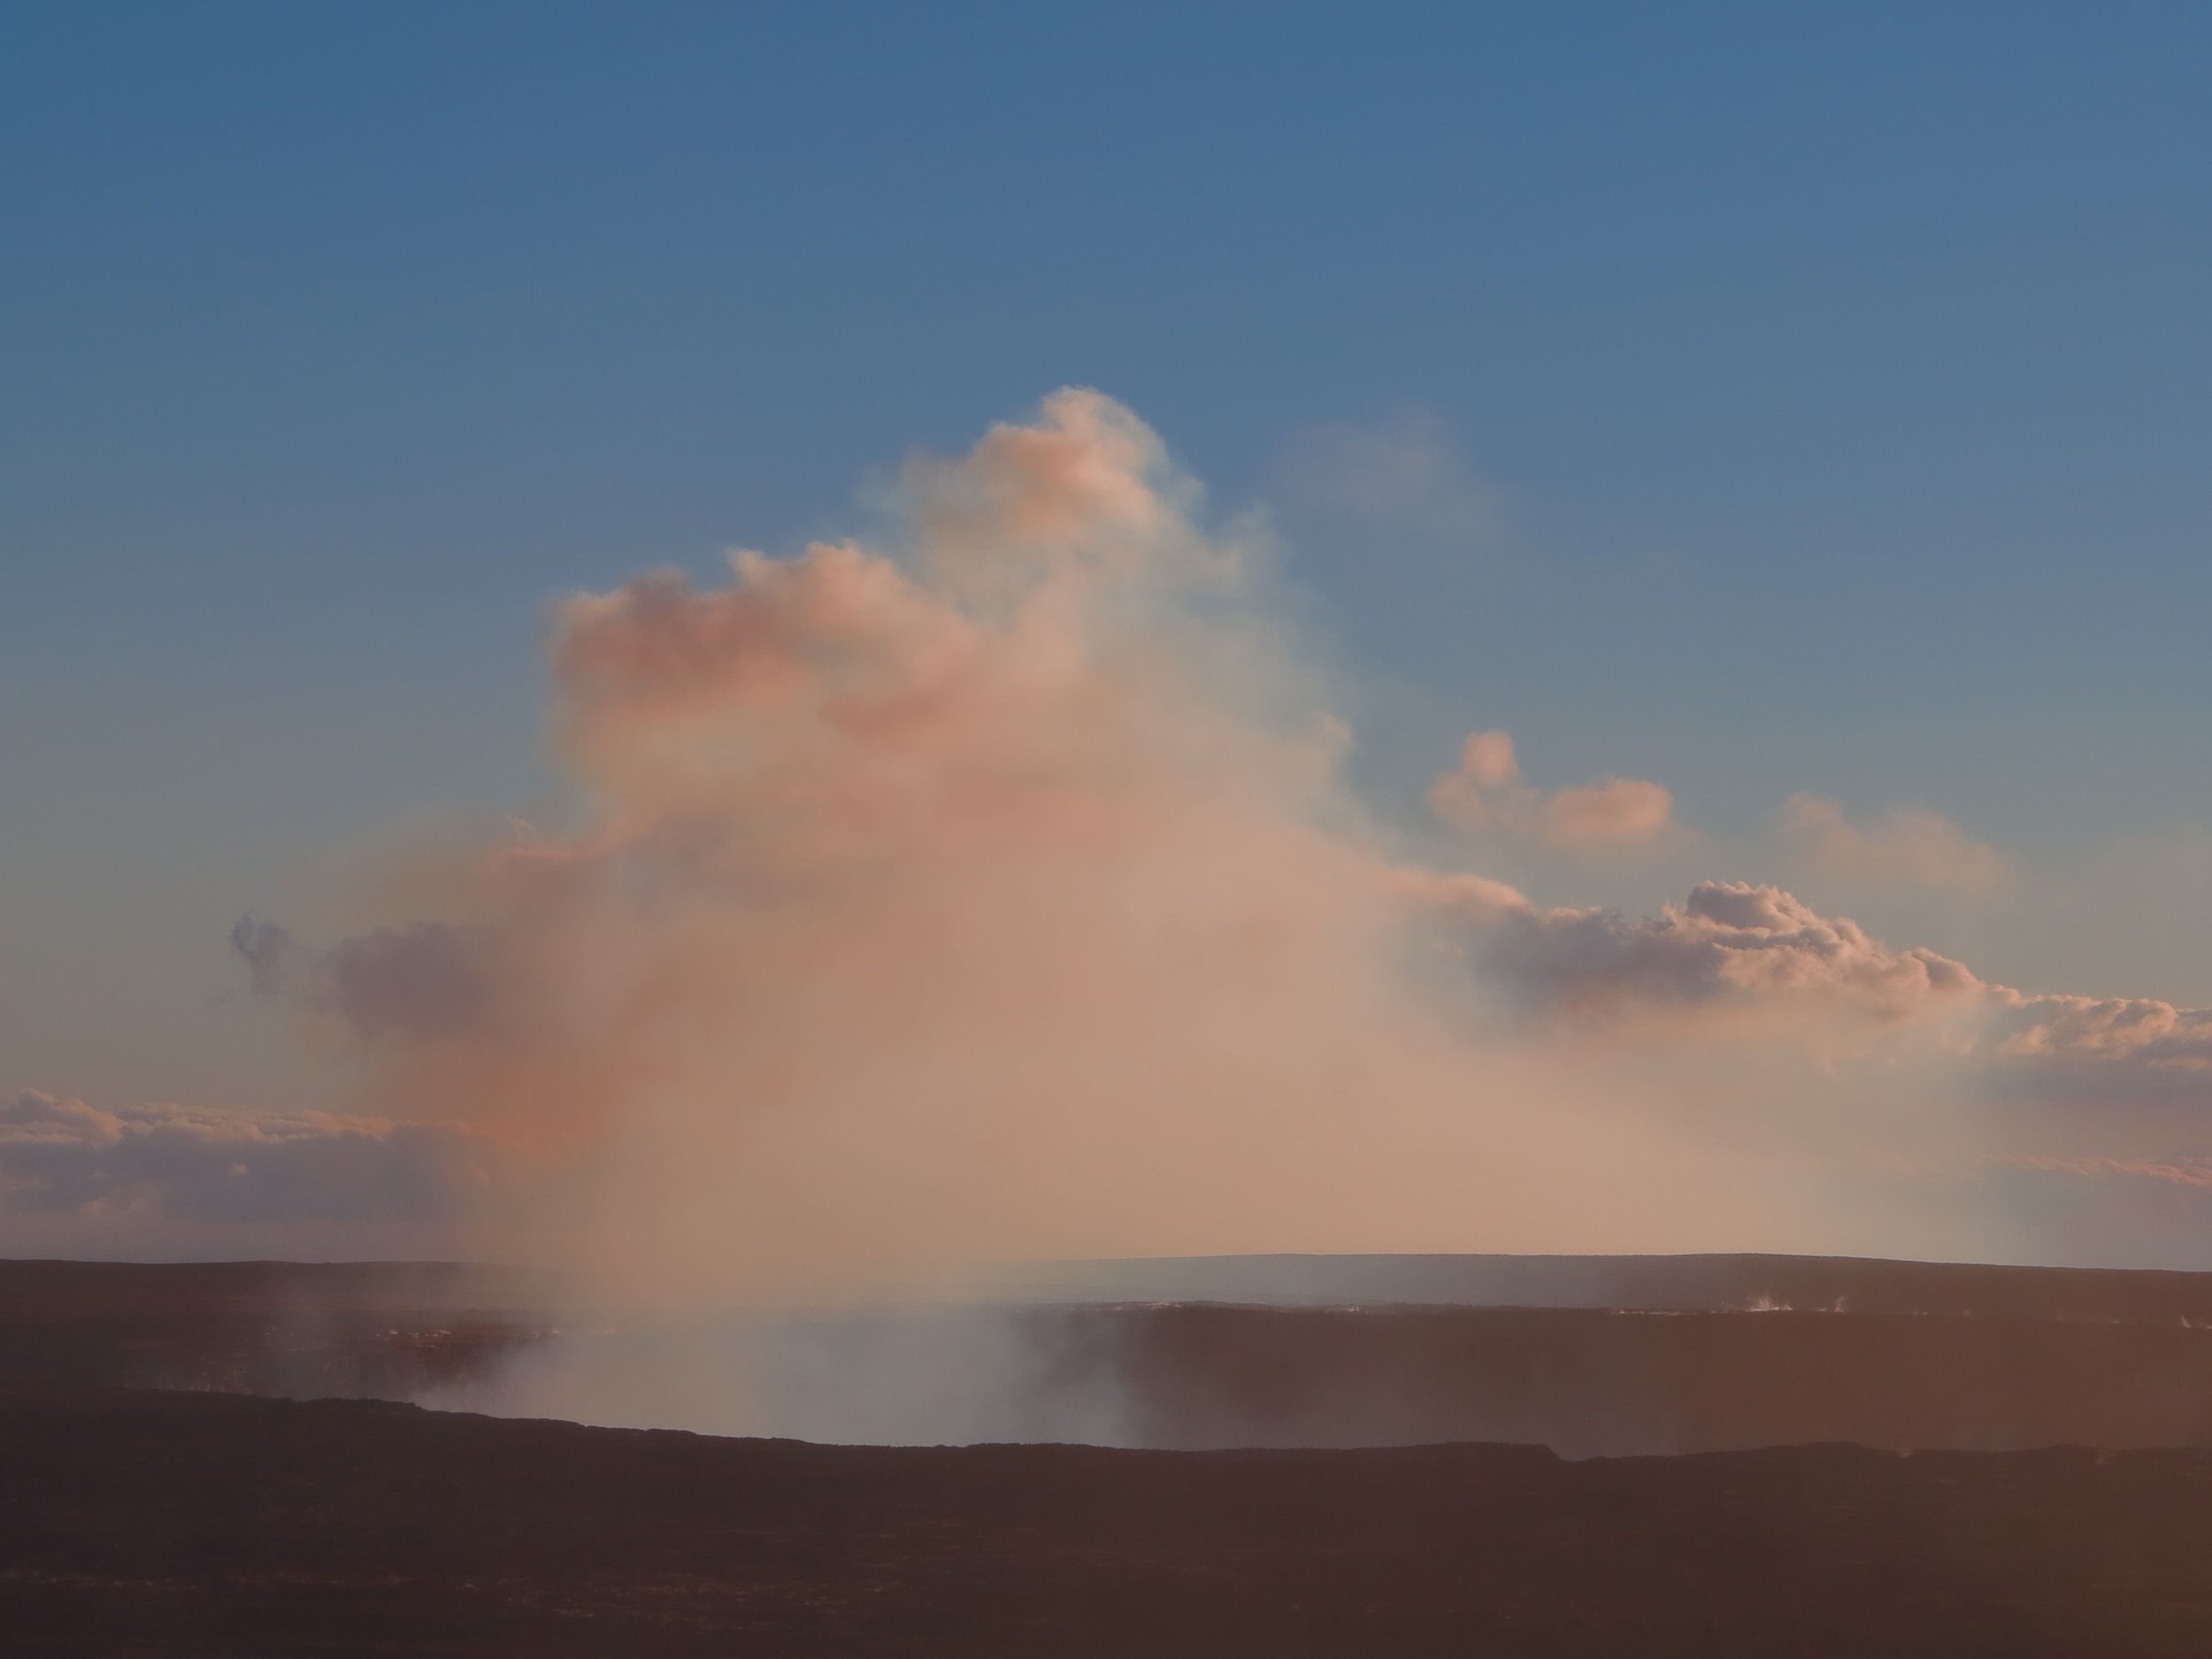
(1001, 1250, 2212, 1325)
(13, 1252, 2212, 1325)
(13, 1255, 2212, 1454)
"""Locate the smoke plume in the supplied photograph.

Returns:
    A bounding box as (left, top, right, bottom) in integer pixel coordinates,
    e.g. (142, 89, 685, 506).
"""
(233, 389, 2212, 1325)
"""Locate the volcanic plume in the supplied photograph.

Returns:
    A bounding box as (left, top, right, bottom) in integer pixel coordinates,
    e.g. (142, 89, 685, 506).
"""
(231, 390, 2212, 1311)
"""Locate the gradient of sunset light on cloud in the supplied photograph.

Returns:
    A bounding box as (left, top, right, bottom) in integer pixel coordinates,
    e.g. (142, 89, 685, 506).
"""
(1429, 729, 1678, 853)
(10, 391, 2212, 1275)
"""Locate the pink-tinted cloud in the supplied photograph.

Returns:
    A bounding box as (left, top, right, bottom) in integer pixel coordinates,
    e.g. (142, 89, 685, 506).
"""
(261, 388, 1815, 1294)
(1429, 729, 1678, 852)
(1419, 878, 1982, 1026)
(1545, 777, 1676, 850)
(1414, 873, 2212, 1114)
(1993, 994, 2212, 1070)
(1979, 992, 2212, 1110)
(1448, 729, 1521, 792)
(1782, 793, 2010, 893)
(230, 388, 2212, 1290)
(1988, 1151, 2212, 1191)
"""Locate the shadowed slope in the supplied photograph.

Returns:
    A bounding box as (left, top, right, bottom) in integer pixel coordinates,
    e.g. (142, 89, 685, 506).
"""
(6, 1390, 2212, 1656)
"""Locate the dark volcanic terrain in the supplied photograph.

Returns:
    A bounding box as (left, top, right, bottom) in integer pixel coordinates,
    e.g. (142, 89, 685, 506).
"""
(1074, 1299, 2212, 1454)
(13, 1256, 2212, 1455)
(1024, 1248, 2212, 1322)
(0, 1258, 553, 1399)
(10, 1253, 2212, 1654)
(8, 1387, 2212, 1656)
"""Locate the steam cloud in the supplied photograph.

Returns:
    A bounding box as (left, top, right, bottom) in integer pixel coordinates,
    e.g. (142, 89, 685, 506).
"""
(207, 388, 2209, 1300)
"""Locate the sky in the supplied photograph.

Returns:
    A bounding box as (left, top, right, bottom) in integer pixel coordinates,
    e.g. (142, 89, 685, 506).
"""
(4, 3, 2209, 1268)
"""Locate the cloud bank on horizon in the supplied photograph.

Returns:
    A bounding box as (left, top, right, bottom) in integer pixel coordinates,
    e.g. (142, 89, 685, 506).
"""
(8, 390, 2209, 1273)
(0, 1087, 489, 1260)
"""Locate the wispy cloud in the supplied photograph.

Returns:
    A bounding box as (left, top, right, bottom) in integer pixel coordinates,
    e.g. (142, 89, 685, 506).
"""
(204, 389, 2212, 1282)
(1275, 407, 1502, 547)
(1430, 728, 1678, 852)
(1781, 793, 2010, 894)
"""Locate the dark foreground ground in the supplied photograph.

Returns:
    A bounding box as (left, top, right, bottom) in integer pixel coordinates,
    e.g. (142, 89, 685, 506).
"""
(8, 1387, 2212, 1657)
(13, 1256, 2212, 1653)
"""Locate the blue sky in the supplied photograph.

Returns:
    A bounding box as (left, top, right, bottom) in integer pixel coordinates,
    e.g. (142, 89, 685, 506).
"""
(4, 1, 2210, 1129)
